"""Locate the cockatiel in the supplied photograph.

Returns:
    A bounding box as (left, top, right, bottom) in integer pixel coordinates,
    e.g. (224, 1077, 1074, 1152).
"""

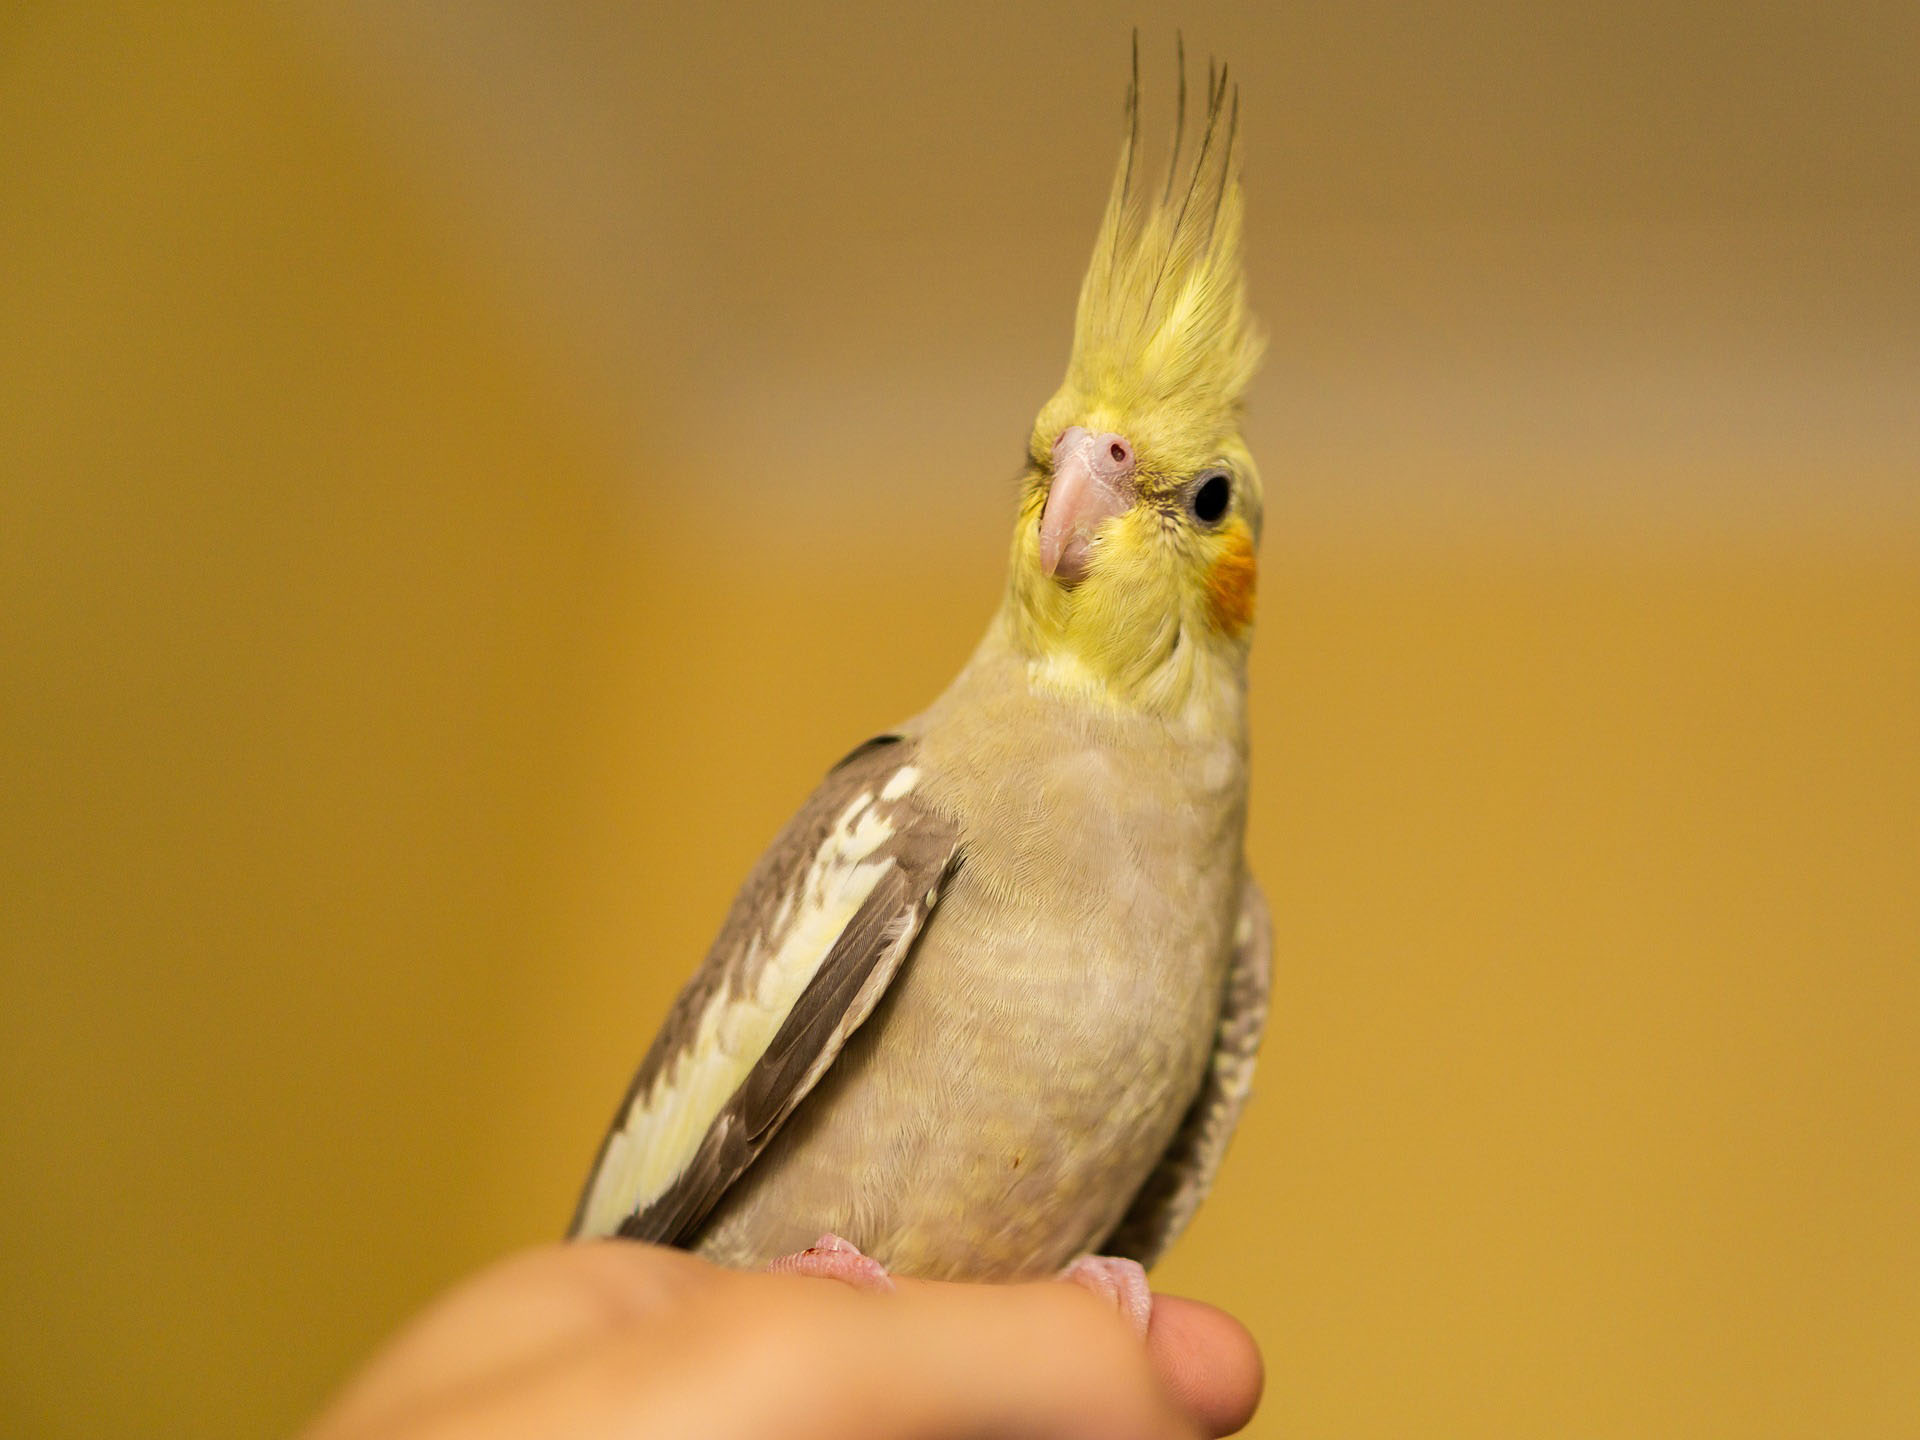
(572, 51, 1269, 1324)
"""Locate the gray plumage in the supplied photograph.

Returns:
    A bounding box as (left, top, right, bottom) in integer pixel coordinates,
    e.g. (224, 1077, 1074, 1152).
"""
(571, 619, 1270, 1278)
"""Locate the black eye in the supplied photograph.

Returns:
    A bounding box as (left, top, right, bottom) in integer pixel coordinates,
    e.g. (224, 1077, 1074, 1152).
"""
(1189, 471, 1232, 525)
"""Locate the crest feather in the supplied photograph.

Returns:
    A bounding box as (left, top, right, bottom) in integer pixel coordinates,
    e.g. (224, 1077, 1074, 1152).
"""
(1042, 38, 1263, 462)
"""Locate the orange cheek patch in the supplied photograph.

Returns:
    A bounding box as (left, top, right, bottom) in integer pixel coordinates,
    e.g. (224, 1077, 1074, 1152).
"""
(1205, 535, 1258, 635)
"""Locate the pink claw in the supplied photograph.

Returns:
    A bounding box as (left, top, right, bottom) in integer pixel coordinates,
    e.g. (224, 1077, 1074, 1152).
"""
(766, 1233, 896, 1294)
(1059, 1254, 1153, 1338)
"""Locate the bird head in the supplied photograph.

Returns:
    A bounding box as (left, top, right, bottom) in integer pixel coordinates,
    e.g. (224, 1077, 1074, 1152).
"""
(1007, 49, 1265, 718)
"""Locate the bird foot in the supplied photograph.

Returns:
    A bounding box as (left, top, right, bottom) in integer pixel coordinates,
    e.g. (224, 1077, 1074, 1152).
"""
(766, 1232, 896, 1294)
(1059, 1254, 1153, 1338)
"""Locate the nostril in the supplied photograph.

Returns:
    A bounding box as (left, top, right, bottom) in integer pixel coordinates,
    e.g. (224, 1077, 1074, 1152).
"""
(1109, 441, 1128, 464)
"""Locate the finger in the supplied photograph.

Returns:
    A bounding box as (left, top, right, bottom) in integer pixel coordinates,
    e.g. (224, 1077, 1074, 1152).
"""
(309, 1245, 1238, 1440)
(369, 1268, 1204, 1440)
(756, 1274, 1206, 1440)
(862, 1272, 1260, 1437)
(1143, 1295, 1265, 1437)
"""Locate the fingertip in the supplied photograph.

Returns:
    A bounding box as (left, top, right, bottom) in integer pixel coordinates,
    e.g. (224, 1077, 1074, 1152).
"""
(1144, 1295, 1265, 1437)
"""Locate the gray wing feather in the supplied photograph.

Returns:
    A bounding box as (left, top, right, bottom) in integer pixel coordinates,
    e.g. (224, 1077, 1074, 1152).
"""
(1101, 874, 1272, 1266)
(568, 736, 959, 1244)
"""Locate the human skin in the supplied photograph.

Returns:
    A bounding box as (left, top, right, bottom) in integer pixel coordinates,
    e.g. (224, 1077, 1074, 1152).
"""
(300, 1241, 1263, 1440)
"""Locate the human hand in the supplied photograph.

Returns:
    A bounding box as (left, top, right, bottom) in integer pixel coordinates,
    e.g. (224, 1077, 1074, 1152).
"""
(300, 1241, 1262, 1439)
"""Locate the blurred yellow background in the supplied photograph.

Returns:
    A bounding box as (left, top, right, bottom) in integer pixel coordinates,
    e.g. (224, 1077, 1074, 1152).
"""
(3, 3, 1916, 1436)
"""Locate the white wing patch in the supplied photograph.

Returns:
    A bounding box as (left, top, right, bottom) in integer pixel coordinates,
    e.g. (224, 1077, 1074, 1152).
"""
(576, 786, 905, 1238)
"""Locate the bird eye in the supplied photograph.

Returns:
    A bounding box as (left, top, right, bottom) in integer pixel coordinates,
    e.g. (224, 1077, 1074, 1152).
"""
(1188, 471, 1232, 525)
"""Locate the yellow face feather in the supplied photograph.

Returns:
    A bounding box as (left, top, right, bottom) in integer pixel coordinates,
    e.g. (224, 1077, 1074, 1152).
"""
(1007, 46, 1265, 719)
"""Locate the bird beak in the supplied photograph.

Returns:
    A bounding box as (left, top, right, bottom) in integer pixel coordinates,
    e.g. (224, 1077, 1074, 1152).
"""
(1039, 427, 1138, 586)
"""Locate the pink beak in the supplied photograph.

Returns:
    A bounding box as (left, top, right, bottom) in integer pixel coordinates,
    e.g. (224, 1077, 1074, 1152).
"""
(1039, 426, 1138, 585)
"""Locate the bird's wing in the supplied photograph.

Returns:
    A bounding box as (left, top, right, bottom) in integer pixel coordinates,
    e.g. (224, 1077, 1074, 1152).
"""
(569, 735, 960, 1245)
(1100, 873, 1272, 1267)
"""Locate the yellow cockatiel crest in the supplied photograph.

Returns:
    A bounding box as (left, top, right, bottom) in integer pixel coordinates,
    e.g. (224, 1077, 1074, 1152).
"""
(1033, 43, 1264, 477)
(1009, 41, 1265, 722)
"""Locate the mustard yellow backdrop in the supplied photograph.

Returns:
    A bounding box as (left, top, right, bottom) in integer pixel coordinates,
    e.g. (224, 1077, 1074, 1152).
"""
(3, 4, 1915, 1436)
